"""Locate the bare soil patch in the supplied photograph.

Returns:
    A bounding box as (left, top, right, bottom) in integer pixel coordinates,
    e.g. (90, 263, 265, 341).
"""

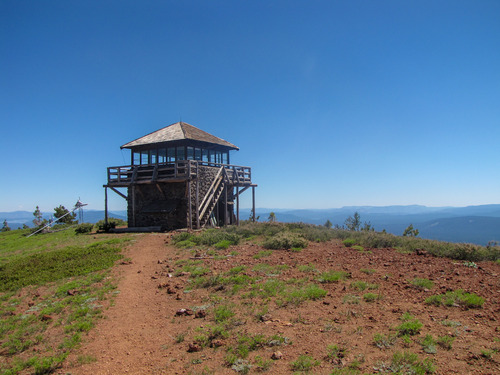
(62, 233, 500, 374)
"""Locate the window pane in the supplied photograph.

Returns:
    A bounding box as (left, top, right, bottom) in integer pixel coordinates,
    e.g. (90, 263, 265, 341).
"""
(158, 149, 166, 164)
(167, 148, 175, 162)
(195, 148, 202, 160)
(133, 152, 140, 165)
(222, 152, 228, 164)
(187, 147, 194, 160)
(176, 146, 185, 161)
(141, 151, 149, 165)
(150, 149, 157, 164)
(202, 149, 209, 162)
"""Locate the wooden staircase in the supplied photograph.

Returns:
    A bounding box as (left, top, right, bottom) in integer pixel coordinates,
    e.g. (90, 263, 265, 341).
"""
(195, 167, 227, 228)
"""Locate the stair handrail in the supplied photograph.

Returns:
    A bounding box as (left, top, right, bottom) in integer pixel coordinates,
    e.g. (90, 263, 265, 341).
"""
(198, 175, 224, 221)
(198, 167, 224, 218)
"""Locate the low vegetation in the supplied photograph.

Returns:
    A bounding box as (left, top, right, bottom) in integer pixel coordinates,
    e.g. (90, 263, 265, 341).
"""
(0, 228, 128, 374)
(2, 216, 498, 374)
(425, 289, 485, 308)
(171, 221, 500, 262)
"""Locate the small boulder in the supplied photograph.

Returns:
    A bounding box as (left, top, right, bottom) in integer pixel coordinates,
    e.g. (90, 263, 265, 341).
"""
(271, 351, 283, 360)
(187, 343, 201, 352)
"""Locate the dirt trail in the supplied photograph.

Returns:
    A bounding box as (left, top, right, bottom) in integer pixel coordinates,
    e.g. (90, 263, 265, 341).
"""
(64, 233, 175, 375)
(62, 233, 500, 375)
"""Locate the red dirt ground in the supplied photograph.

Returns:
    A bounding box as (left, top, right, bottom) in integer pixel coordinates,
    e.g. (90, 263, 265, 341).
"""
(61, 233, 500, 375)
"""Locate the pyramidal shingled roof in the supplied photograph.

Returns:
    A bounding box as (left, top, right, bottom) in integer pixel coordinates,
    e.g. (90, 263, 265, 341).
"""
(121, 122, 239, 150)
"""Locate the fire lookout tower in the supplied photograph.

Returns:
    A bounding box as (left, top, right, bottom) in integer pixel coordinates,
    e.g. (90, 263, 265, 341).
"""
(104, 122, 256, 230)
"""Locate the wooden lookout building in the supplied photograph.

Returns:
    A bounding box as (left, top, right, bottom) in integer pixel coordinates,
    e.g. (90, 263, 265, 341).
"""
(104, 122, 256, 230)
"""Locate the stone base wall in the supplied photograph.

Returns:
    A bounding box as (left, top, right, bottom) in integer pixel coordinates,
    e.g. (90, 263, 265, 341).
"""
(127, 166, 235, 230)
(127, 182, 188, 230)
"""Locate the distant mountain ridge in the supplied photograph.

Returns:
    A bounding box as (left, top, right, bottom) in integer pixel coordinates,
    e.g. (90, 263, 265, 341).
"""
(2, 205, 500, 246)
(0, 210, 127, 229)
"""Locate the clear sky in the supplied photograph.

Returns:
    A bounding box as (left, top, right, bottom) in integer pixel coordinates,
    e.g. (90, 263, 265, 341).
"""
(1, 0, 499, 213)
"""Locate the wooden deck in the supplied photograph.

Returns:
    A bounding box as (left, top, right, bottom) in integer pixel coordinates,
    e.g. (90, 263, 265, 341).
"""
(106, 160, 253, 187)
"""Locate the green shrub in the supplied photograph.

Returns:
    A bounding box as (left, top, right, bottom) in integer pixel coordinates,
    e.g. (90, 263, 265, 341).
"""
(298, 263, 317, 273)
(424, 295, 443, 306)
(226, 265, 246, 275)
(213, 304, 235, 323)
(387, 351, 435, 374)
(410, 278, 434, 290)
(253, 250, 273, 259)
(373, 333, 398, 349)
(326, 344, 347, 360)
(252, 263, 288, 276)
(421, 334, 437, 354)
(175, 240, 197, 249)
(396, 314, 422, 336)
(214, 239, 232, 249)
(172, 232, 194, 244)
(342, 294, 360, 304)
(95, 217, 127, 232)
(281, 284, 327, 306)
(290, 354, 320, 372)
(437, 335, 454, 350)
(343, 238, 356, 247)
(317, 270, 350, 283)
(75, 223, 93, 235)
(363, 293, 380, 302)
(263, 232, 308, 250)
(425, 290, 484, 309)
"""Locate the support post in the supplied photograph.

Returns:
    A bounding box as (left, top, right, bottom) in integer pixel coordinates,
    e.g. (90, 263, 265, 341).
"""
(224, 186, 228, 226)
(131, 185, 136, 227)
(104, 187, 108, 225)
(187, 180, 192, 229)
(236, 187, 240, 226)
(195, 177, 200, 229)
(252, 186, 256, 222)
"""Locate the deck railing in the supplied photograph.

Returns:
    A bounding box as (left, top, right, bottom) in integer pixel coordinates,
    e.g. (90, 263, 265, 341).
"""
(107, 160, 252, 186)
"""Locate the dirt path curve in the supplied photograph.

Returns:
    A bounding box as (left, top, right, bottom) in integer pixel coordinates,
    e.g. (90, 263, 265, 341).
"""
(64, 233, 175, 375)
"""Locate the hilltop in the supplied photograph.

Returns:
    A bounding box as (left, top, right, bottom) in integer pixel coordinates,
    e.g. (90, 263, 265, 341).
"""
(61, 223, 498, 375)
(1, 223, 499, 374)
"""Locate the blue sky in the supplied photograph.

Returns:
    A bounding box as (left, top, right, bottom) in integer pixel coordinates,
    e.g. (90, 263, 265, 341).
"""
(1, 0, 499, 213)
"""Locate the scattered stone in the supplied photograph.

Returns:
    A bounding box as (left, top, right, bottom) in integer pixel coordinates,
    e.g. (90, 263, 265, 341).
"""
(167, 287, 176, 294)
(195, 310, 207, 319)
(175, 308, 194, 316)
(187, 343, 201, 352)
(260, 314, 272, 322)
(40, 314, 52, 322)
(210, 339, 224, 348)
(271, 351, 283, 360)
(175, 294, 182, 300)
(214, 285, 225, 291)
(67, 289, 78, 296)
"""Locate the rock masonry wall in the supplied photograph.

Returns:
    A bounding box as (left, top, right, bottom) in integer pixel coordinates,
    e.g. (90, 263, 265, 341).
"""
(127, 165, 230, 230)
